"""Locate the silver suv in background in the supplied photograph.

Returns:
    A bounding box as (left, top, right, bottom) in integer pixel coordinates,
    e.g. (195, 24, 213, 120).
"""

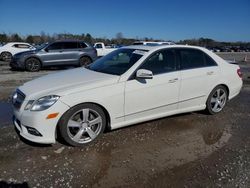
(10, 40, 97, 71)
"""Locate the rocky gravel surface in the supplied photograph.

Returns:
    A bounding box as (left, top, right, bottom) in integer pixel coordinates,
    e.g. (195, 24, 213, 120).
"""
(0, 58, 250, 187)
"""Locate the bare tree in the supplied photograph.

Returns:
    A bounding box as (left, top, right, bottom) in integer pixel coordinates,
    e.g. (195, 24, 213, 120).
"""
(116, 32, 123, 44)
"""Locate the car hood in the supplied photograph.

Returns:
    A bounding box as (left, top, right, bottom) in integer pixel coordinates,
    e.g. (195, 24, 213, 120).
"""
(18, 68, 120, 100)
(14, 50, 38, 57)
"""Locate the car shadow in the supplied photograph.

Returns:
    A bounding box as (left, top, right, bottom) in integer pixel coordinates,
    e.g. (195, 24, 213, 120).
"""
(0, 181, 29, 188)
(9, 65, 77, 72)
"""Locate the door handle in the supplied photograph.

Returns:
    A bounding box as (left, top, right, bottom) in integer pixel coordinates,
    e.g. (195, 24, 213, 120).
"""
(207, 71, 214, 75)
(168, 78, 178, 83)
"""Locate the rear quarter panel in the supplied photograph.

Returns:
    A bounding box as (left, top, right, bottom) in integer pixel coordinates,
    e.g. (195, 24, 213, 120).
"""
(221, 63, 243, 100)
(204, 49, 242, 100)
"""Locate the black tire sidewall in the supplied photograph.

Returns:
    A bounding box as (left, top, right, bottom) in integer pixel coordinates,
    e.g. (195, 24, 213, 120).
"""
(1, 52, 12, 62)
(206, 85, 228, 115)
(58, 103, 106, 147)
(79, 56, 92, 67)
(25, 58, 41, 72)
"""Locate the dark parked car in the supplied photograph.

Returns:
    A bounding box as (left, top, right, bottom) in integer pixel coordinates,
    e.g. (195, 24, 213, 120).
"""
(10, 40, 97, 71)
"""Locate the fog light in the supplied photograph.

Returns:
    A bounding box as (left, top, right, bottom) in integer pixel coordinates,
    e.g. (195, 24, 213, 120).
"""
(26, 126, 42, 137)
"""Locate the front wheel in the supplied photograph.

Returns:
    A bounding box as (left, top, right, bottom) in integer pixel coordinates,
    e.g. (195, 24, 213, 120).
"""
(206, 85, 228, 115)
(58, 103, 106, 147)
(25, 58, 41, 72)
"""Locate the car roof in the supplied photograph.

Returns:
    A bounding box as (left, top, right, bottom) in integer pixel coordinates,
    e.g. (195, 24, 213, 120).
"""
(6, 42, 31, 45)
(54, 40, 85, 43)
(123, 44, 207, 52)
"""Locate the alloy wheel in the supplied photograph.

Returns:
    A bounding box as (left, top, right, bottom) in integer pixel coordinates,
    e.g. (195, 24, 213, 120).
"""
(26, 59, 41, 71)
(67, 108, 103, 144)
(210, 88, 227, 113)
(1, 52, 12, 62)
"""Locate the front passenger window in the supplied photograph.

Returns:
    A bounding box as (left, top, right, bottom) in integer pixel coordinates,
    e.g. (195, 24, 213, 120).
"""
(140, 50, 176, 75)
(47, 42, 63, 50)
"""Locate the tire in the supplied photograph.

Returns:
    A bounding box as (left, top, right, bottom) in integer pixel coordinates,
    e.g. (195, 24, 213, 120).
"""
(79, 56, 92, 67)
(58, 103, 106, 147)
(25, 58, 41, 72)
(206, 85, 228, 115)
(1, 51, 12, 62)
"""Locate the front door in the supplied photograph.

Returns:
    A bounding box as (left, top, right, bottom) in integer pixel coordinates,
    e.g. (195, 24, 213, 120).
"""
(125, 49, 180, 121)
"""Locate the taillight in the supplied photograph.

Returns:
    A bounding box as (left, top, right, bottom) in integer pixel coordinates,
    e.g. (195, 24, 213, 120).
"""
(237, 68, 243, 79)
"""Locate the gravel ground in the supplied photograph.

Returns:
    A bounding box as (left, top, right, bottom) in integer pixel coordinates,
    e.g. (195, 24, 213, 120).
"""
(0, 56, 250, 187)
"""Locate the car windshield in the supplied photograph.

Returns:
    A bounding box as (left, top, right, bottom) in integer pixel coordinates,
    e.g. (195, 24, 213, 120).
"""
(87, 48, 147, 75)
(36, 43, 49, 50)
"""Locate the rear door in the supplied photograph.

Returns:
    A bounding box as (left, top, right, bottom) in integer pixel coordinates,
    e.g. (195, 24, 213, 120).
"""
(177, 48, 220, 110)
(61, 41, 79, 64)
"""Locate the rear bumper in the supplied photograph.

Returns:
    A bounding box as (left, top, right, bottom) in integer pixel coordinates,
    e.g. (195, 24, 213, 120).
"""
(228, 80, 243, 100)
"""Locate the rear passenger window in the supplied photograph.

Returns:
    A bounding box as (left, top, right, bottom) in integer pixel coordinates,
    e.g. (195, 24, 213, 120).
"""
(179, 49, 205, 69)
(205, 54, 217, 66)
(13, 44, 30, 49)
(140, 49, 177, 75)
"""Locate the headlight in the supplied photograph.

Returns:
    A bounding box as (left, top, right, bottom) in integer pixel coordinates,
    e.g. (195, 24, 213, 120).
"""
(25, 95, 60, 111)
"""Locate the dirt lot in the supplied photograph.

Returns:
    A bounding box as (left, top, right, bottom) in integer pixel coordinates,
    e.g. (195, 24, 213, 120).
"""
(0, 56, 250, 187)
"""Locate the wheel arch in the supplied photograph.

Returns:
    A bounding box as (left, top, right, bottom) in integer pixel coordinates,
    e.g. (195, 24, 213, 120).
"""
(79, 55, 93, 62)
(218, 84, 230, 99)
(25, 56, 43, 67)
(55, 101, 111, 140)
(0, 51, 13, 61)
(0, 51, 12, 55)
(208, 84, 230, 100)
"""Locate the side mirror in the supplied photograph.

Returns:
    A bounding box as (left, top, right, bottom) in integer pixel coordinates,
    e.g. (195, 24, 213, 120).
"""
(136, 69, 153, 79)
(44, 48, 49, 52)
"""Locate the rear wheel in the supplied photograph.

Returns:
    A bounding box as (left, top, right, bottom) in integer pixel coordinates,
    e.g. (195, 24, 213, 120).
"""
(1, 51, 12, 62)
(206, 85, 228, 114)
(25, 58, 41, 72)
(58, 103, 106, 147)
(79, 56, 92, 67)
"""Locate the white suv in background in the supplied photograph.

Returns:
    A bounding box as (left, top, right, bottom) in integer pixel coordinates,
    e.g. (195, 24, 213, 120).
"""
(0, 42, 36, 62)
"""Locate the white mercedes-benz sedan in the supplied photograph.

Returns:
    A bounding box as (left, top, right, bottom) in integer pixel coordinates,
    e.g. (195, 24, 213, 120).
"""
(12, 45, 243, 146)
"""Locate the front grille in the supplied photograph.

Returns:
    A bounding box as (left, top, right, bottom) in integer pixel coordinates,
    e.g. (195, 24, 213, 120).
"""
(12, 89, 26, 110)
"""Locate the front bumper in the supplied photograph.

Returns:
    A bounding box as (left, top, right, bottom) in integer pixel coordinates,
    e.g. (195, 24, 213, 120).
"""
(13, 100, 70, 144)
(10, 57, 25, 69)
